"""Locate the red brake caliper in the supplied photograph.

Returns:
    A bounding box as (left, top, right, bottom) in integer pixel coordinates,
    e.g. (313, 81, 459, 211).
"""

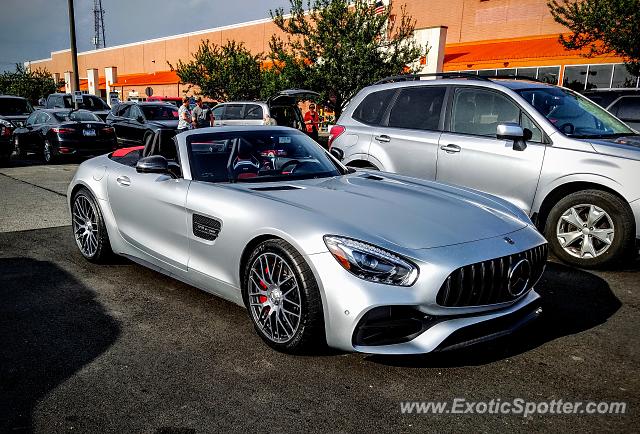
(258, 279, 268, 304)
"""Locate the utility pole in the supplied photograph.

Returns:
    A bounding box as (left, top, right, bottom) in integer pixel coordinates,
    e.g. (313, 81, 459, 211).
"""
(67, 0, 80, 109)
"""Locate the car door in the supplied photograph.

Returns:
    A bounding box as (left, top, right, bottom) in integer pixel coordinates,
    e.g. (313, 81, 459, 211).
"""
(608, 96, 640, 131)
(18, 112, 40, 149)
(110, 104, 133, 146)
(436, 86, 546, 214)
(367, 86, 446, 179)
(107, 154, 190, 270)
(127, 105, 147, 144)
(219, 104, 244, 126)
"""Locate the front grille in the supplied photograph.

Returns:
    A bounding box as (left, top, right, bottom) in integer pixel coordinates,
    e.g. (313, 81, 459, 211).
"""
(436, 244, 548, 307)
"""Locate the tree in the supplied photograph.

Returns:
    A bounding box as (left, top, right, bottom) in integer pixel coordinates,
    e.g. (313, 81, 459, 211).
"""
(548, 0, 640, 75)
(173, 40, 265, 101)
(0, 64, 58, 104)
(269, 0, 425, 118)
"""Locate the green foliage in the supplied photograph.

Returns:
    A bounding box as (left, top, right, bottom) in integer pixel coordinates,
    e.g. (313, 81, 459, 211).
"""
(548, 0, 640, 75)
(269, 0, 425, 118)
(173, 40, 266, 101)
(0, 64, 58, 104)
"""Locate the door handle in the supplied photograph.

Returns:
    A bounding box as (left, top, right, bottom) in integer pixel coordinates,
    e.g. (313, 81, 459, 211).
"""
(440, 144, 461, 153)
(116, 175, 131, 186)
(374, 135, 391, 143)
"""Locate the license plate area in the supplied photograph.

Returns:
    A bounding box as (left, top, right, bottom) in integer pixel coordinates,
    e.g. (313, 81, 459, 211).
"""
(83, 129, 96, 136)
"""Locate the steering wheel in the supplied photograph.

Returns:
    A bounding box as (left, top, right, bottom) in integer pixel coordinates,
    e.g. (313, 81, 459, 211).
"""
(280, 159, 300, 174)
(558, 122, 575, 135)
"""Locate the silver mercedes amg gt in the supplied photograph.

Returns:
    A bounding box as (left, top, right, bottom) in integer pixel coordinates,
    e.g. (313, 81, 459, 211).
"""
(68, 126, 548, 355)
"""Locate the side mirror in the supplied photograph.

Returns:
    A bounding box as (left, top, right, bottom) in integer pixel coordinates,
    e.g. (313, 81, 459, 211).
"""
(330, 147, 344, 161)
(136, 155, 170, 175)
(497, 122, 527, 151)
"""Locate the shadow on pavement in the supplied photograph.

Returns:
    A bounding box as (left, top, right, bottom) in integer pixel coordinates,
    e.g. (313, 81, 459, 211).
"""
(0, 257, 120, 433)
(366, 262, 621, 368)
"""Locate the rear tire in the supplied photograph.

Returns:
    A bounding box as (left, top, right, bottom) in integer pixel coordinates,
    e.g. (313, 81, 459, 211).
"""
(545, 189, 635, 268)
(43, 140, 56, 164)
(242, 239, 325, 354)
(71, 187, 113, 263)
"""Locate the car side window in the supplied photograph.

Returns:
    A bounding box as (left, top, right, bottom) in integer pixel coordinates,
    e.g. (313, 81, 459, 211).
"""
(212, 105, 224, 120)
(387, 86, 445, 131)
(34, 112, 48, 125)
(451, 88, 520, 137)
(244, 104, 263, 120)
(117, 105, 131, 118)
(25, 112, 38, 125)
(129, 106, 143, 120)
(352, 89, 396, 125)
(224, 104, 243, 120)
(520, 113, 543, 143)
(611, 97, 640, 122)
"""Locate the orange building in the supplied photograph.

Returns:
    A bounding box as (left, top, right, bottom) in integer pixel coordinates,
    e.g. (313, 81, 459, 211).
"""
(26, 0, 639, 101)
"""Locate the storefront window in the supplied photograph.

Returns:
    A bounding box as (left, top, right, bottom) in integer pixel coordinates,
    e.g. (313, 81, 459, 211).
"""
(496, 68, 516, 77)
(586, 64, 613, 89)
(611, 64, 639, 88)
(517, 68, 537, 79)
(537, 67, 560, 85)
(563, 65, 588, 91)
(477, 69, 497, 77)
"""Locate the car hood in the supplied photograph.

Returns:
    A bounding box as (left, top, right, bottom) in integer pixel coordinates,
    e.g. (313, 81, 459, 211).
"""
(242, 172, 528, 250)
(147, 120, 179, 129)
(584, 135, 640, 161)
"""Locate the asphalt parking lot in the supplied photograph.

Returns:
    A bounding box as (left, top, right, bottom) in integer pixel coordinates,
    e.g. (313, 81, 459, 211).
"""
(1, 159, 638, 433)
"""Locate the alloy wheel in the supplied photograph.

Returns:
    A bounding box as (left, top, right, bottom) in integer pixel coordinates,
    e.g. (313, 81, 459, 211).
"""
(248, 252, 302, 343)
(556, 204, 614, 259)
(43, 141, 52, 163)
(72, 195, 99, 258)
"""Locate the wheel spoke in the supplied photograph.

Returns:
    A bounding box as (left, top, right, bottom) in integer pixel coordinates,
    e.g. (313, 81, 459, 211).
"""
(558, 230, 583, 247)
(580, 234, 597, 258)
(587, 205, 605, 227)
(590, 228, 614, 245)
(561, 207, 585, 229)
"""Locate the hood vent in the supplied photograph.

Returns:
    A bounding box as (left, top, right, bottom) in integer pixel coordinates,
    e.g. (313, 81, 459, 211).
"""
(249, 185, 302, 192)
(361, 174, 384, 181)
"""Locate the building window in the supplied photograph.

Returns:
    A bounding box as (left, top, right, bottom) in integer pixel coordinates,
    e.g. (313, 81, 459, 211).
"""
(563, 65, 589, 91)
(537, 67, 560, 84)
(586, 64, 614, 89)
(612, 64, 639, 88)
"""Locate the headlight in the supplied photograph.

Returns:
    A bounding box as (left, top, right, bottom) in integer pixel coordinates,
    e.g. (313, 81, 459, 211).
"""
(323, 236, 419, 286)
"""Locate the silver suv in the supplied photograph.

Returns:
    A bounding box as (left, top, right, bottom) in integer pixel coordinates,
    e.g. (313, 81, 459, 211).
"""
(330, 74, 640, 268)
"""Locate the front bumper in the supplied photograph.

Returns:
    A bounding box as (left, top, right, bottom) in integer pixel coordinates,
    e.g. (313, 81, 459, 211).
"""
(306, 225, 547, 354)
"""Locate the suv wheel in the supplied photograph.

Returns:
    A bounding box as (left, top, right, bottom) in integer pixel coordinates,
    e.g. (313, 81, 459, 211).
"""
(545, 189, 635, 268)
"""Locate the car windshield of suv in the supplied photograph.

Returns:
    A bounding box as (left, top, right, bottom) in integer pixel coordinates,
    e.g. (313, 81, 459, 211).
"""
(140, 105, 179, 121)
(0, 98, 34, 116)
(53, 111, 101, 122)
(62, 95, 109, 110)
(187, 130, 345, 183)
(516, 87, 635, 138)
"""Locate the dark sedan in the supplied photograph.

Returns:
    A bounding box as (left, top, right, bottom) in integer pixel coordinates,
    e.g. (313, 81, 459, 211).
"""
(13, 109, 117, 164)
(106, 102, 178, 147)
(0, 95, 34, 166)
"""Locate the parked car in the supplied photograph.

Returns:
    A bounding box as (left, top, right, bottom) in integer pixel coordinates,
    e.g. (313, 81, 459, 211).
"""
(212, 89, 319, 130)
(146, 96, 182, 107)
(45, 93, 111, 121)
(12, 109, 116, 163)
(106, 102, 178, 147)
(68, 126, 547, 354)
(0, 95, 34, 166)
(330, 75, 640, 268)
(583, 89, 640, 131)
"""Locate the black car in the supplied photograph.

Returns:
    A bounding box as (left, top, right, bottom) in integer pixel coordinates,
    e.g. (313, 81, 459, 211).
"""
(45, 93, 111, 121)
(13, 109, 117, 163)
(106, 102, 178, 147)
(583, 89, 640, 130)
(0, 95, 34, 166)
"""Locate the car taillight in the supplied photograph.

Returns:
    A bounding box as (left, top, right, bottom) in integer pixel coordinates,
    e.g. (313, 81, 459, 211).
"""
(328, 125, 346, 149)
(102, 126, 115, 134)
(52, 127, 75, 134)
(0, 126, 12, 137)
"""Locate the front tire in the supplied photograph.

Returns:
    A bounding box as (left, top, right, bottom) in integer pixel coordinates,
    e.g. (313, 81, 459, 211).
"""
(71, 187, 113, 263)
(545, 189, 635, 268)
(242, 239, 325, 353)
(14, 136, 26, 159)
(43, 140, 56, 164)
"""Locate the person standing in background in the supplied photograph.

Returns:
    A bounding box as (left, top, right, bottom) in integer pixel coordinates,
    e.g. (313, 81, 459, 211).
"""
(192, 97, 214, 128)
(177, 97, 192, 132)
(304, 103, 320, 142)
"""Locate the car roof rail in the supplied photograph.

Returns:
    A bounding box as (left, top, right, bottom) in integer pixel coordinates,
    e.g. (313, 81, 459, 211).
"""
(490, 74, 544, 83)
(373, 72, 491, 85)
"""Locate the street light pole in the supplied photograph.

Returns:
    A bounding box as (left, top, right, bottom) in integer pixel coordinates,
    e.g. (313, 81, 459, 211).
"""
(67, 0, 80, 109)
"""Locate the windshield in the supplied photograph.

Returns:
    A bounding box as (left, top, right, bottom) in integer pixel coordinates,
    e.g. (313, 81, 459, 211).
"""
(187, 130, 344, 183)
(62, 95, 109, 110)
(140, 105, 179, 121)
(53, 110, 101, 122)
(516, 87, 635, 138)
(0, 98, 34, 116)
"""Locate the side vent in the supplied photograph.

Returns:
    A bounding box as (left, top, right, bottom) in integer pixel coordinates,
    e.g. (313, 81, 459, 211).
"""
(193, 214, 222, 241)
(249, 185, 302, 191)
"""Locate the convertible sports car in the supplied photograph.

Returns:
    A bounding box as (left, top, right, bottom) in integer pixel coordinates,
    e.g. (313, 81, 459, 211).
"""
(68, 126, 548, 354)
